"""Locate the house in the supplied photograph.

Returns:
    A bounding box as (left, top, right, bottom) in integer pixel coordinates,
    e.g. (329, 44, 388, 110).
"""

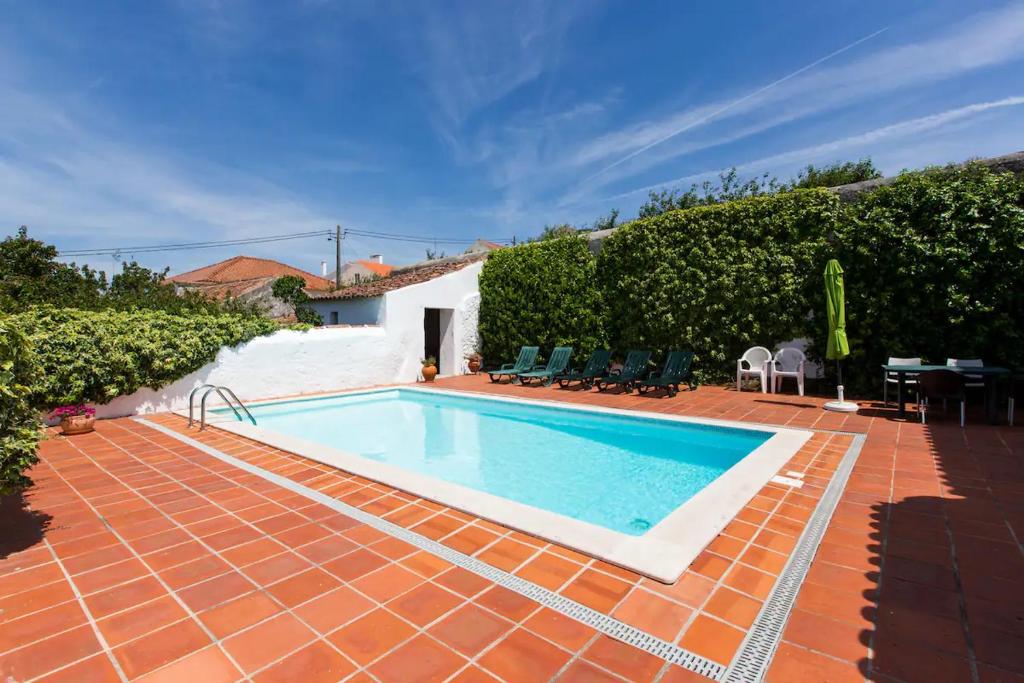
(308, 252, 486, 375)
(168, 255, 334, 318)
(464, 239, 504, 255)
(328, 255, 395, 285)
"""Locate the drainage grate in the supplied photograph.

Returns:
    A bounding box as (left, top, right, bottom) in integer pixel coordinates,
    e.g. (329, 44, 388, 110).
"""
(136, 418, 727, 680)
(723, 434, 866, 683)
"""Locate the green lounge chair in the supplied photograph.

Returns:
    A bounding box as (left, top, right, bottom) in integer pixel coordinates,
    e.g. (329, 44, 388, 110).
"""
(517, 347, 574, 386)
(637, 351, 697, 397)
(487, 346, 539, 383)
(595, 350, 652, 393)
(556, 348, 611, 388)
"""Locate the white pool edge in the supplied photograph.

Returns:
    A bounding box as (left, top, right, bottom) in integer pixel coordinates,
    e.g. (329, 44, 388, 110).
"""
(177, 386, 812, 583)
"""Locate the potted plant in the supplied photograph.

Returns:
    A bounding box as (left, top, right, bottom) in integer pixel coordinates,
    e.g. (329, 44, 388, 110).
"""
(51, 404, 96, 436)
(421, 356, 438, 382)
(466, 352, 482, 374)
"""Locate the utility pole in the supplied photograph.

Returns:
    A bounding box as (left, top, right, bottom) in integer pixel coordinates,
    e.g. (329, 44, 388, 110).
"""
(334, 225, 342, 289)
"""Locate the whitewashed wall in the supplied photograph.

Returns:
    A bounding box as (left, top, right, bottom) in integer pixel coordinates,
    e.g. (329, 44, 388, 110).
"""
(97, 262, 485, 418)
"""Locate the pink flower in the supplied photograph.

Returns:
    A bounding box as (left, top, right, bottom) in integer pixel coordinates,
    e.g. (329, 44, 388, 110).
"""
(50, 404, 96, 419)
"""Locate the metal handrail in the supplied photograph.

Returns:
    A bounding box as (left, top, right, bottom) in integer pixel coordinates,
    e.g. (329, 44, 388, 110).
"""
(188, 384, 217, 426)
(192, 385, 257, 431)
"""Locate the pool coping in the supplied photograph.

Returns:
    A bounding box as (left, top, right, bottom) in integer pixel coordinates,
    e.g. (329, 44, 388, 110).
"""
(177, 385, 813, 583)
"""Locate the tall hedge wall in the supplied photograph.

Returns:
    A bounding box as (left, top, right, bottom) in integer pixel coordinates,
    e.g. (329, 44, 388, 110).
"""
(478, 236, 605, 364)
(597, 189, 838, 377)
(831, 164, 1024, 392)
(9, 306, 280, 407)
(478, 163, 1024, 394)
(0, 317, 40, 493)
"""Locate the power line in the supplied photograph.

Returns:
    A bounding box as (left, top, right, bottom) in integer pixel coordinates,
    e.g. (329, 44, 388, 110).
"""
(56, 227, 514, 258)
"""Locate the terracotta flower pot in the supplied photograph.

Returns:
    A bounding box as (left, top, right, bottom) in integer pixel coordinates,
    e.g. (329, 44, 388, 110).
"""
(422, 365, 438, 382)
(467, 359, 481, 373)
(60, 414, 96, 436)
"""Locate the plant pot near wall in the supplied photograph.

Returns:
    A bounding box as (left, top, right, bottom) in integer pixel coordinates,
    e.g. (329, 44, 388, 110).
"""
(467, 358, 481, 373)
(60, 415, 96, 436)
(422, 365, 438, 382)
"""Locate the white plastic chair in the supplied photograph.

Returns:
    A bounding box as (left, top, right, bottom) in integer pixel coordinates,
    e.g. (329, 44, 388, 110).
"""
(737, 347, 772, 393)
(771, 348, 806, 396)
(947, 358, 984, 389)
(883, 356, 921, 405)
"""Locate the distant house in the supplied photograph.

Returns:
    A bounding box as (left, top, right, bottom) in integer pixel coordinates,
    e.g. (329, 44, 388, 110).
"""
(464, 239, 504, 255)
(308, 252, 487, 375)
(168, 255, 334, 318)
(327, 255, 395, 286)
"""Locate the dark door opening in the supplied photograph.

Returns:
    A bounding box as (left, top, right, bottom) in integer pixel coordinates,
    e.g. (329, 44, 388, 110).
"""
(424, 308, 441, 364)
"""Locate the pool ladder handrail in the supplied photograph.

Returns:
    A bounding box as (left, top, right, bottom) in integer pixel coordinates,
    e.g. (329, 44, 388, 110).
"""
(188, 384, 256, 431)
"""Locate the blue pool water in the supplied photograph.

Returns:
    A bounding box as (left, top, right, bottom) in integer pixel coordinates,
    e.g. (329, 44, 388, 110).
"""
(220, 390, 770, 535)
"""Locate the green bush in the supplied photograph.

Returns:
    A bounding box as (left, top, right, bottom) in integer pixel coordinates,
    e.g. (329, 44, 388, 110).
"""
(10, 307, 280, 407)
(478, 236, 606, 364)
(479, 164, 1024, 395)
(598, 189, 839, 380)
(0, 317, 41, 493)
(827, 163, 1024, 393)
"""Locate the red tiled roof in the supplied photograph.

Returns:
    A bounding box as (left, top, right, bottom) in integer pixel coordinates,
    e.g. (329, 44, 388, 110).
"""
(169, 255, 334, 291)
(311, 253, 484, 301)
(353, 259, 395, 277)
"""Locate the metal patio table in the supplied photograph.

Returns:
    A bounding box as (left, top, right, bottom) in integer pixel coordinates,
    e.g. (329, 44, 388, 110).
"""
(882, 364, 1011, 424)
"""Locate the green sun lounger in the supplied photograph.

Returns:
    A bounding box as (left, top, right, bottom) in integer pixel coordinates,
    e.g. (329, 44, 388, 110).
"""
(487, 346, 540, 383)
(595, 350, 652, 393)
(637, 351, 697, 397)
(517, 346, 573, 386)
(556, 348, 611, 388)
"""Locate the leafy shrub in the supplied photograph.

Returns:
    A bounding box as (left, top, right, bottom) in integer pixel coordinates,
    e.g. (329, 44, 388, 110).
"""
(0, 317, 41, 493)
(480, 163, 1024, 395)
(478, 236, 606, 364)
(824, 163, 1024, 393)
(9, 307, 280, 407)
(598, 189, 839, 380)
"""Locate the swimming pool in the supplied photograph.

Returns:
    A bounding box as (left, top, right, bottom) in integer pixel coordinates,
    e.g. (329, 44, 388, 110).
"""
(203, 387, 811, 581)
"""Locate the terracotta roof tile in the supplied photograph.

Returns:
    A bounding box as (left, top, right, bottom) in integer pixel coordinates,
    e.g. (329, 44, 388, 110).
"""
(310, 253, 484, 301)
(353, 260, 395, 277)
(169, 256, 334, 291)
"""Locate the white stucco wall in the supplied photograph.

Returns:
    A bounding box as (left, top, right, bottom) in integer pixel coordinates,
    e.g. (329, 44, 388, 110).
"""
(311, 296, 385, 325)
(99, 261, 485, 418)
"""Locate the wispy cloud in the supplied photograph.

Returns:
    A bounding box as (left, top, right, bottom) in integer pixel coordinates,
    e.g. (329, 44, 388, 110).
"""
(558, 3, 1024, 203)
(598, 96, 1024, 204)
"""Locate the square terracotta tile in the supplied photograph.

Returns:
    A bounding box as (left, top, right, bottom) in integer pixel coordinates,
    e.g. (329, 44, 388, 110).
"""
(516, 553, 581, 591)
(369, 634, 468, 683)
(522, 607, 596, 651)
(434, 567, 492, 598)
(583, 635, 665, 682)
(293, 586, 375, 634)
(474, 585, 538, 622)
(429, 603, 512, 656)
(678, 614, 746, 665)
(112, 618, 212, 679)
(96, 595, 189, 646)
(704, 587, 763, 630)
(252, 640, 355, 683)
(478, 629, 571, 683)
(198, 591, 283, 639)
(327, 609, 416, 666)
(388, 582, 464, 626)
(560, 569, 632, 613)
(266, 568, 341, 608)
(322, 548, 389, 582)
(178, 571, 253, 612)
(350, 562, 424, 603)
(222, 612, 317, 674)
(0, 624, 102, 681)
(613, 589, 693, 641)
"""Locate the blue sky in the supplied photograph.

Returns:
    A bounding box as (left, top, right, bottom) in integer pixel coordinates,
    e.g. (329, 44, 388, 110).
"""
(2, 1, 1023, 274)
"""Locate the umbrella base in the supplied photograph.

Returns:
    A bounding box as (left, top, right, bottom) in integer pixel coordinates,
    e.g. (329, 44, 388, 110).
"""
(824, 400, 859, 413)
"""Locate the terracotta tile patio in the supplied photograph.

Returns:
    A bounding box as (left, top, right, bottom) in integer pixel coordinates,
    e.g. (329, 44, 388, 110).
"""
(1, 376, 1020, 682)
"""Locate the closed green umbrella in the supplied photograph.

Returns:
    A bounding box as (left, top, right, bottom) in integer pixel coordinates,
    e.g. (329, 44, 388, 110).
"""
(824, 259, 856, 411)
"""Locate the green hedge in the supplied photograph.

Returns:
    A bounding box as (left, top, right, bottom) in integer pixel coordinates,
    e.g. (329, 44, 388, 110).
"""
(0, 317, 41, 493)
(830, 164, 1024, 393)
(478, 237, 606, 364)
(597, 189, 838, 379)
(10, 307, 279, 407)
(479, 164, 1024, 394)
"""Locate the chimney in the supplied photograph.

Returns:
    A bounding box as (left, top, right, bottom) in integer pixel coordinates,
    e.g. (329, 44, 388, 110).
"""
(320, 261, 327, 277)
(370, 254, 383, 264)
